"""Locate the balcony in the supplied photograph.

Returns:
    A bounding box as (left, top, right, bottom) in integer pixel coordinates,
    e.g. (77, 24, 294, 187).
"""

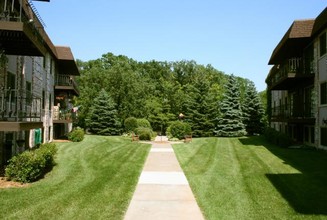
(267, 58, 314, 90)
(271, 104, 315, 124)
(55, 74, 79, 96)
(53, 106, 77, 124)
(0, 87, 43, 131)
(0, 0, 54, 56)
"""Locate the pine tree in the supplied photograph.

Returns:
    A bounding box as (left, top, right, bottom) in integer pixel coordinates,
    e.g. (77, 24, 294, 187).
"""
(86, 89, 121, 135)
(215, 75, 246, 137)
(187, 77, 216, 137)
(242, 81, 265, 135)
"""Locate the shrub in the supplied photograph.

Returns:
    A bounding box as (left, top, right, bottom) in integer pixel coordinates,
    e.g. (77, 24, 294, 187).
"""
(135, 127, 154, 141)
(136, 118, 152, 129)
(124, 117, 138, 132)
(166, 121, 192, 140)
(68, 127, 85, 142)
(37, 143, 57, 168)
(5, 143, 57, 183)
(264, 127, 293, 147)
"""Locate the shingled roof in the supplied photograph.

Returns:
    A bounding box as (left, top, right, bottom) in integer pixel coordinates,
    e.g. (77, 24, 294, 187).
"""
(56, 46, 75, 61)
(269, 7, 327, 65)
(55, 46, 80, 75)
(288, 19, 315, 38)
(268, 19, 315, 64)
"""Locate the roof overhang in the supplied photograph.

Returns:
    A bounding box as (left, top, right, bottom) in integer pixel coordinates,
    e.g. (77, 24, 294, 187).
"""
(312, 7, 327, 37)
(56, 46, 80, 75)
(0, 122, 43, 131)
(268, 19, 314, 65)
(0, 21, 47, 56)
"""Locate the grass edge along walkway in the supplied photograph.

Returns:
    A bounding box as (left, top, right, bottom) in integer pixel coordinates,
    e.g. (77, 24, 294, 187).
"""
(173, 136, 327, 220)
(124, 136, 204, 219)
(0, 135, 151, 220)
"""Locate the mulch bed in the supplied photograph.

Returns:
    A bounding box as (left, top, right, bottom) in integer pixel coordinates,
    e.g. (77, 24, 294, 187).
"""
(0, 167, 29, 189)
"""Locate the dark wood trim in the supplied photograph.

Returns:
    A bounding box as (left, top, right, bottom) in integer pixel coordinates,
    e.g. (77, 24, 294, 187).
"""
(0, 122, 43, 131)
(53, 120, 72, 124)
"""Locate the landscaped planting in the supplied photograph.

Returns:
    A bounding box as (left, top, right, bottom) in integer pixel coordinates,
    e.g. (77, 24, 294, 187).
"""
(173, 136, 327, 220)
(166, 121, 192, 140)
(5, 143, 57, 183)
(0, 135, 150, 220)
(67, 127, 85, 142)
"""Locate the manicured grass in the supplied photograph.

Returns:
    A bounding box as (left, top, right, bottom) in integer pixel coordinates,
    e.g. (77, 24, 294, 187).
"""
(173, 136, 327, 220)
(0, 135, 150, 220)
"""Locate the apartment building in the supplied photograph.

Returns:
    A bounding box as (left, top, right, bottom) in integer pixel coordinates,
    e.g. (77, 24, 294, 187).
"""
(266, 7, 327, 149)
(0, 0, 79, 166)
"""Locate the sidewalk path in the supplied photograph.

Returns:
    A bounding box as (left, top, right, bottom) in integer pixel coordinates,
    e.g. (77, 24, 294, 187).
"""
(124, 136, 204, 220)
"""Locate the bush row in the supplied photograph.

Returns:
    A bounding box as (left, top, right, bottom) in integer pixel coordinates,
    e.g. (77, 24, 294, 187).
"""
(264, 127, 293, 147)
(124, 117, 193, 141)
(124, 117, 155, 141)
(5, 143, 57, 183)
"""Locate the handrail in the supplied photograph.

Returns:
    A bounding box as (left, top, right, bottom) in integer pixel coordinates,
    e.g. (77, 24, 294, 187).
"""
(55, 74, 79, 94)
(0, 87, 42, 121)
(267, 57, 314, 88)
(272, 103, 314, 119)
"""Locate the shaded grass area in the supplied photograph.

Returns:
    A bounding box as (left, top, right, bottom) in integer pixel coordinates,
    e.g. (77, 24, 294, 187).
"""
(173, 136, 327, 220)
(0, 135, 151, 220)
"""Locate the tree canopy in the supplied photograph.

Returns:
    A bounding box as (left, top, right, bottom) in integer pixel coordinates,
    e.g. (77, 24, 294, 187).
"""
(76, 52, 266, 137)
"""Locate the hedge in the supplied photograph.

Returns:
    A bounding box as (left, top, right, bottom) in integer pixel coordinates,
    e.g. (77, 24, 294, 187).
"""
(68, 127, 85, 142)
(5, 143, 57, 183)
(134, 127, 154, 141)
(124, 117, 138, 132)
(166, 121, 192, 140)
(264, 127, 293, 148)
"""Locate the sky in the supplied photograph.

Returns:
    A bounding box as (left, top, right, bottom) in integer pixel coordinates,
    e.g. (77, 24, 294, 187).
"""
(33, 0, 326, 92)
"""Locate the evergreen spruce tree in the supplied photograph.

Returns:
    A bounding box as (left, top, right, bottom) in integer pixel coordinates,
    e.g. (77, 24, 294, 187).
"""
(187, 77, 216, 137)
(215, 75, 246, 137)
(86, 89, 121, 135)
(242, 81, 265, 135)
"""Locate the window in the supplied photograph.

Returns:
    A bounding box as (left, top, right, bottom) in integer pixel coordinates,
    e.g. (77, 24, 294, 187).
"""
(43, 57, 46, 69)
(289, 93, 294, 117)
(320, 32, 326, 57)
(42, 90, 45, 109)
(26, 81, 32, 106)
(310, 127, 315, 144)
(50, 59, 53, 75)
(49, 94, 52, 110)
(304, 127, 309, 142)
(304, 86, 314, 117)
(321, 127, 327, 146)
(6, 72, 16, 103)
(279, 99, 282, 114)
(306, 126, 315, 144)
(320, 82, 327, 105)
(304, 44, 314, 74)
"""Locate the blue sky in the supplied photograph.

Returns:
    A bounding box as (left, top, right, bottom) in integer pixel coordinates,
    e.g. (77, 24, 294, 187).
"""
(34, 0, 326, 92)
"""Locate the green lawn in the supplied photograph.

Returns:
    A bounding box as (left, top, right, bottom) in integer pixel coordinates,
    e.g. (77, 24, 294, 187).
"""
(173, 136, 327, 220)
(0, 135, 150, 220)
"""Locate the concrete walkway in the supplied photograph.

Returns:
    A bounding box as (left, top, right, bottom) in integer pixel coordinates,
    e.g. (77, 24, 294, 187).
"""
(124, 136, 204, 220)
